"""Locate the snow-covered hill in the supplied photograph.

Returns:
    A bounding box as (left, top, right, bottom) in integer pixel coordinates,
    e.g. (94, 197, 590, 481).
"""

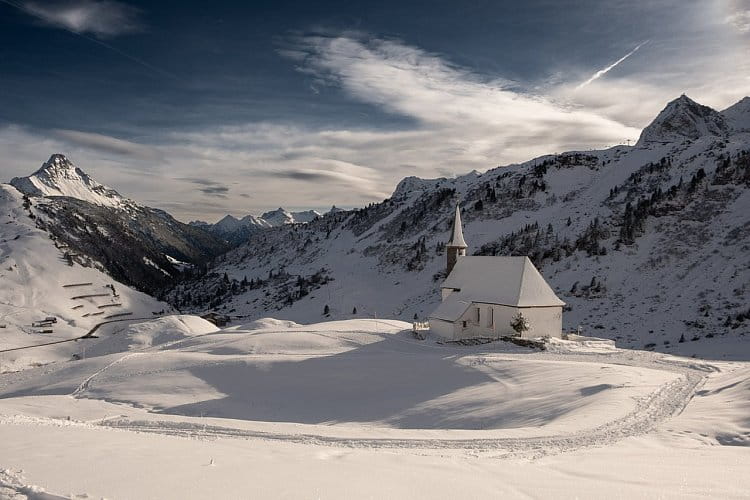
(0, 184, 171, 371)
(169, 95, 750, 353)
(0, 317, 748, 498)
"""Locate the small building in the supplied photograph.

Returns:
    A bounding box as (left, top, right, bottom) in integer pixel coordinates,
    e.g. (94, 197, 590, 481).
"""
(201, 312, 230, 327)
(429, 205, 565, 340)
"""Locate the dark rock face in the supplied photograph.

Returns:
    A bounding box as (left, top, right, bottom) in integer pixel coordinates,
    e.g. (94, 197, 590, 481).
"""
(9, 154, 230, 295)
(32, 196, 228, 295)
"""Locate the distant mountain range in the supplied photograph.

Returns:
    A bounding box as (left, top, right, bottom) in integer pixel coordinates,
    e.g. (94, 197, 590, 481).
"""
(189, 207, 343, 245)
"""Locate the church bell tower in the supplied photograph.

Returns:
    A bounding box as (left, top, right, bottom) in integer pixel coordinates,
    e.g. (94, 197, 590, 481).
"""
(446, 204, 468, 275)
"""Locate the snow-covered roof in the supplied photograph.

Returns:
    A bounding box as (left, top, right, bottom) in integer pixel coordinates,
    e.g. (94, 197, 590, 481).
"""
(447, 204, 467, 248)
(431, 256, 564, 321)
(429, 296, 472, 322)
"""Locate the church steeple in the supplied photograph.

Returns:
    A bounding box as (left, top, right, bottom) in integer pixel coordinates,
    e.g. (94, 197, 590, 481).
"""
(446, 204, 467, 275)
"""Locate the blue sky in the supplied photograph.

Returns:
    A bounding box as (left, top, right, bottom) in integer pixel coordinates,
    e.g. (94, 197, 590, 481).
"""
(1, 0, 749, 221)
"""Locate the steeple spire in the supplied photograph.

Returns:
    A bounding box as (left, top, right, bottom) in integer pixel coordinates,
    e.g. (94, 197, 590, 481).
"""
(447, 204, 468, 249)
(446, 204, 468, 275)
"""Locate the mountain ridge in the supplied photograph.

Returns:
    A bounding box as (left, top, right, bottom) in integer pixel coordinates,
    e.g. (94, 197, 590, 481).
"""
(5, 156, 229, 294)
(167, 94, 750, 354)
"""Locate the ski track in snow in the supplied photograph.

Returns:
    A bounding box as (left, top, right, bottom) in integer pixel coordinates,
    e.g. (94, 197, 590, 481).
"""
(70, 352, 144, 398)
(70, 318, 221, 398)
(41, 347, 713, 460)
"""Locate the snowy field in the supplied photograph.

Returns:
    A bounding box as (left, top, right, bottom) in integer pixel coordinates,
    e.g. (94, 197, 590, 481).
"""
(1, 316, 749, 499)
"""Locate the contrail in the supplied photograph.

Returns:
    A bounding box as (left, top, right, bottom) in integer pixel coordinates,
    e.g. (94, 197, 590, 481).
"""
(576, 41, 649, 90)
(0, 0, 179, 81)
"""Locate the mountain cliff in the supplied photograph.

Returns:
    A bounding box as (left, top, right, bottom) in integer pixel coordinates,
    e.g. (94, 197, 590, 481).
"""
(5, 155, 229, 294)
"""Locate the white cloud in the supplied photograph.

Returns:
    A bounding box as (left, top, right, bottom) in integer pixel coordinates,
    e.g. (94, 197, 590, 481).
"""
(726, 10, 750, 32)
(2, 32, 748, 222)
(22, 0, 142, 37)
(53, 129, 162, 161)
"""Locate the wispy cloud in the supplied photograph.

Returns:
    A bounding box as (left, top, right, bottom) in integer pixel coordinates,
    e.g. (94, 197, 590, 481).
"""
(284, 33, 640, 154)
(20, 0, 142, 37)
(2, 30, 747, 222)
(53, 129, 162, 161)
(576, 41, 649, 90)
(726, 10, 750, 33)
(178, 178, 231, 197)
(0, 0, 177, 79)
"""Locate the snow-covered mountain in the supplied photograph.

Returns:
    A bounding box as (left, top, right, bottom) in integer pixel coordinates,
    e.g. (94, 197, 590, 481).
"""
(168, 94, 750, 353)
(261, 207, 322, 226)
(723, 96, 750, 133)
(0, 184, 171, 371)
(10, 154, 130, 209)
(5, 155, 228, 294)
(636, 94, 728, 146)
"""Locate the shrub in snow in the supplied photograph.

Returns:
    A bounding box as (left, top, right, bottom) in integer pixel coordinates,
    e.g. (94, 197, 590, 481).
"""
(510, 312, 530, 336)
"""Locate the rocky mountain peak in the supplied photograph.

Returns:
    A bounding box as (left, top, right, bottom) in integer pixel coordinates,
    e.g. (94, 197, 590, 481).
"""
(392, 176, 444, 199)
(10, 154, 128, 209)
(636, 94, 728, 146)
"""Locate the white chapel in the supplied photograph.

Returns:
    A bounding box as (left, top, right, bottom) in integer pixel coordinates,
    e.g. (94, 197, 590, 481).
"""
(428, 205, 565, 340)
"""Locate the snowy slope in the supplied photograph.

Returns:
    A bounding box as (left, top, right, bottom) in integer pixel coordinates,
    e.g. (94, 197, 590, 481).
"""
(10, 154, 130, 209)
(723, 96, 750, 133)
(0, 184, 171, 371)
(0, 318, 748, 498)
(169, 95, 750, 354)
